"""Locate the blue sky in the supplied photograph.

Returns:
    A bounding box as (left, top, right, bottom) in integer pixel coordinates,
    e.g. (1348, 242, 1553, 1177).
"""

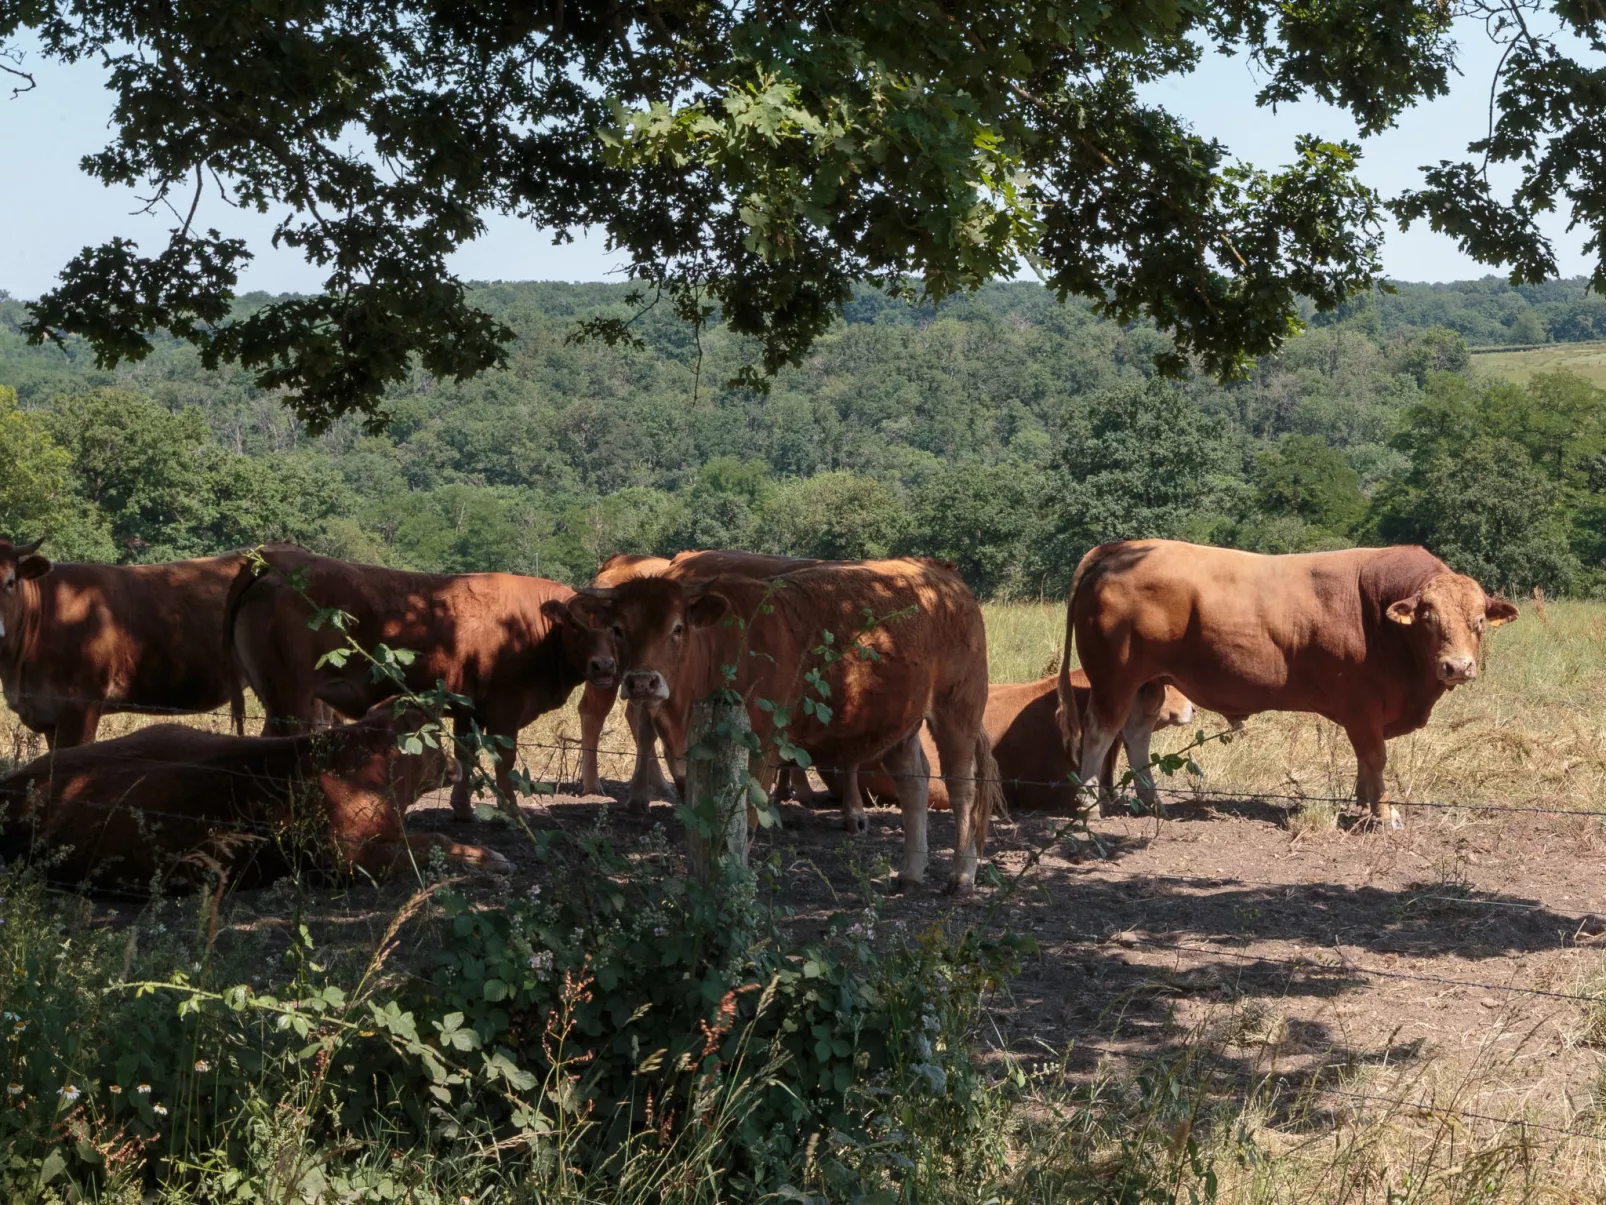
(0, 18, 1591, 300)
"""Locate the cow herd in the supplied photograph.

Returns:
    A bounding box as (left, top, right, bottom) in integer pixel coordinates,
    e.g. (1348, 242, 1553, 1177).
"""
(0, 533, 1517, 897)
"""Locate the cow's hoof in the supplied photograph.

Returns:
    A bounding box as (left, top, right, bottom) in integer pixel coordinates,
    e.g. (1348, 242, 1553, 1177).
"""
(626, 799, 652, 818)
(480, 850, 514, 874)
(941, 875, 975, 898)
(890, 874, 921, 894)
(449, 807, 476, 824)
(842, 811, 869, 835)
(1389, 817, 1404, 830)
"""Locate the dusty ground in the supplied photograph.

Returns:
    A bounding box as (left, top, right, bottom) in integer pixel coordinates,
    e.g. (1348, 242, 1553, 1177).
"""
(383, 731, 1606, 1145)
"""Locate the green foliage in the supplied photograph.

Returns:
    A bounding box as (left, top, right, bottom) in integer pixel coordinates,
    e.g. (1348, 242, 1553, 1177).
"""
(0, 821, 1022, 1201)
(1374, 437, 1578, 597)
(1252, 435, 1366, 537)
(1048, 379, 1241, 573)
(23, 0, 1588, 424)
(7, 279, 1606, 597)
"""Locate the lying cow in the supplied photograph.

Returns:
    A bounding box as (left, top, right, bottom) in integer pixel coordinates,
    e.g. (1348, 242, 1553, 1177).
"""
(570, 559, 1002, 893)
(577, 549, 817, 798)
(0, 537, 245, 747)
(1058, 540, 1518, 826)
(0, 700, 507, 893)
(842, 671, 1195, 812)
(226, 545, 616, 819)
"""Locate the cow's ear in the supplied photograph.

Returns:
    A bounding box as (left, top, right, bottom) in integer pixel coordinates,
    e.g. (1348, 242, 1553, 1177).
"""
(18, 555, 51, 580)
(687, 590, 730, 628)
(1385, 596, 1419, 626)
(561, 591, 612, 628)
(1486, 599, 1520, 627)
(540, 598, 576, 628)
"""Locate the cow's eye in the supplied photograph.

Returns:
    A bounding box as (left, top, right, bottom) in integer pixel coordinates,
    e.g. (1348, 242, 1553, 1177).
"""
(672, 622, 684, 637)
(611, 624, 624, 640)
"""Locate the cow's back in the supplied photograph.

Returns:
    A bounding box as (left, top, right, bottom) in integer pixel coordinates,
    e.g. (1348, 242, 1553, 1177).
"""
(8, 556, 244, 724)
(727, 558, 988, 764)
(0, 724, 305, 890)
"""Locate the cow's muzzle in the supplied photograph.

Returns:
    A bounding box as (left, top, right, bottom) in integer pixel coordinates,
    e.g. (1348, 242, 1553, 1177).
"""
(620, 670, 669, 703)
(1438, 655, 1477, 684)
(586, 656, 618, 688)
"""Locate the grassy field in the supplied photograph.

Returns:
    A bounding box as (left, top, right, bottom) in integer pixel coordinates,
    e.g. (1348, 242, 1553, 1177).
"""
(1472, 339, 1606, 388)
(9, 595, 1606, 1202)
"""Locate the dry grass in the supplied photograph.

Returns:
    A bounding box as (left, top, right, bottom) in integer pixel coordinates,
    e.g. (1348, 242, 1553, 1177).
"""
(1473, 340, 1606, 388)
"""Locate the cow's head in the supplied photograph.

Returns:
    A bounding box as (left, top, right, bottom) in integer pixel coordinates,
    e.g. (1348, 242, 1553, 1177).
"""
(1385, 572, 1519, 686)
(345, 699, 455, 798)
(568, 577, 730, 705)
(0, 538, 50, 642)
(539, 597, 619, 689)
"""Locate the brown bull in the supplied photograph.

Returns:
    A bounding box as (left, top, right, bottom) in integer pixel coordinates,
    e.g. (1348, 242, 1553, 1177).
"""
(1058, 540, 1518, 826)
(226, 545, 615, 819)
(0, 700, 506, 893)
(577, 550, 817, 797)
(571, 559, 1001, 893)
(0, 538, 246, 748)
(846, 671, 1195, 812)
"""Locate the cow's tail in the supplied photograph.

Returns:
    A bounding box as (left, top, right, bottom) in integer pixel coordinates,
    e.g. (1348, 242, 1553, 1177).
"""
(223, 555, 264, 736)
(971, 729, 1006, 855)
(1055, 555, 1095, 774)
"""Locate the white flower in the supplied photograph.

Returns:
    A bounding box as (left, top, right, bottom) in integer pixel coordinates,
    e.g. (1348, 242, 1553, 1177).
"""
(193, 1061, 211, 1073)
(135, 1083, 151, 1094)
(108, 1084, 123, 1095)
(153, 1102, 169, 1116)
(6, 1083, 20, 1096)
(58, 1085, 80, 1104)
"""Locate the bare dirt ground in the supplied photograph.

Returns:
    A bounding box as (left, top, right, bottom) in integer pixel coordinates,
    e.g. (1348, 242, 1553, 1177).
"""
(397, 767, 1606, 1140)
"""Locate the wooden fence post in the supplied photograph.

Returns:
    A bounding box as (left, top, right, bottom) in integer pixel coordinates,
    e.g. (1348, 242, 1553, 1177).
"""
(684, 693, 751, 880)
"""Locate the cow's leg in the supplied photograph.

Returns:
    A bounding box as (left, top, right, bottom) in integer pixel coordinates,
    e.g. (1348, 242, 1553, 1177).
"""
(840, 764, 871, 835)
(624, 702, 677, 813)
(1346, 724, 1398, 828)
(486, 724, 526, 820)
(446, 713, 481, 822)
(1079, 685, 1135, 813)
(771, 763, 819, 807)
(930, 721, 980, 894)
(882, 729, 930, 889)
(578, 681, 616, 796)
(1117, 681, 1168, 814)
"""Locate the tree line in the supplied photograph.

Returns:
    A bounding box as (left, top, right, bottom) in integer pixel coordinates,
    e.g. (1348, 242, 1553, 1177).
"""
(1, 278, 1604, 599)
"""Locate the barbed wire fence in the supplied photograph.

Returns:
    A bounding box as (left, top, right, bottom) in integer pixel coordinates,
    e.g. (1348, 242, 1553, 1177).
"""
(7, 691, 1606, 1148)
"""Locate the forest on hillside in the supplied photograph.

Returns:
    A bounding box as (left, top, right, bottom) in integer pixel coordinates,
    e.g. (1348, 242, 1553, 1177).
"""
(2, 276, 1606, 598)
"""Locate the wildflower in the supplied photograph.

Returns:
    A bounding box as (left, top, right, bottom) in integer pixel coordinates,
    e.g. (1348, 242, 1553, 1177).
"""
(527, 883, 541, 898)
(58, 1085, 80, 1104)
(193, 1061, 211, 1073)
(135, 1083, 151, 1094)
(108, 1084, 123, 1095)
(922, 1012, 941, 1033)
(153, 1103, 168, 1116)
(528, 950, 555, 981)
(6, 1083, 20, 1096)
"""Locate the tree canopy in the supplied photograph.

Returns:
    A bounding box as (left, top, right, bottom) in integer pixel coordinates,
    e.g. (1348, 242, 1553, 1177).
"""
(5, 0, 1600, 428)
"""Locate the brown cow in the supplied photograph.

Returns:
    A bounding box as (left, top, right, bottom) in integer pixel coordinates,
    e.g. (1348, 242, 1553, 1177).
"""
(847, 671, 1195, 812)
(226, 546, 616, 820)
(577, 550, 818, 798)
(570, 559, 1002, 893)
(0, 537, 245, 748)
(0, 700, 507, 893)
(1058, 540, 1519, 826)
